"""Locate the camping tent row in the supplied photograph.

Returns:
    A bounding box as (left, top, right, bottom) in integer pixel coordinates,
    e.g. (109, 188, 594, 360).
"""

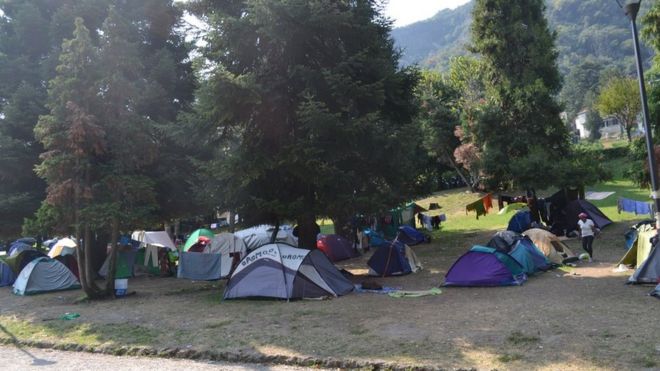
(619, 222, 660, 284)
(444, 229, 574, 287)
(0, 244, 80, 295)
(506, 199, 612, 235)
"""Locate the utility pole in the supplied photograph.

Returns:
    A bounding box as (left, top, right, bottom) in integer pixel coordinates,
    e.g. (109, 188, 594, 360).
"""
(624, 1, 660, 229)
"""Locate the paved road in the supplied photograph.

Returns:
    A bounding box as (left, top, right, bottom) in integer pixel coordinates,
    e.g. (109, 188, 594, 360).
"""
(0, 345, 305, 371)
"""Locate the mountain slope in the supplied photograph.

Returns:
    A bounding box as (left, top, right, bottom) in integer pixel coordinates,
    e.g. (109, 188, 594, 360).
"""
(392, 0, 653, 75)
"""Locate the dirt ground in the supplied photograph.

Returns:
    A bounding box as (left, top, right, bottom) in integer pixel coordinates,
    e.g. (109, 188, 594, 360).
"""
(1, 221, 659, 370)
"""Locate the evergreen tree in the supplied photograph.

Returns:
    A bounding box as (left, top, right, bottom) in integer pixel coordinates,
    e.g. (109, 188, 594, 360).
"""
(188, 0, 425, 246)
(35, 18, 105, 297)
(468, 0, 570, 190)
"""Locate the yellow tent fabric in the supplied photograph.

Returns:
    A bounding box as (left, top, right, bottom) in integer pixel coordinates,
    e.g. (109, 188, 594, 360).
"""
(497, 203, 528, 215)
(48, 238, 77, 258)
(619, 229, 656, 267)
(523, 228, 576, 264)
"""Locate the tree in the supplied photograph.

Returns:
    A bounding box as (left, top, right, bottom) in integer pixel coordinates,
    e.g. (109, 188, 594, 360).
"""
(585, 109, 603, 141)
(467, 0, 570, 190)
(642, 0, 660, 137)
(596, 77, 642, 143)
(188, 0, 426, 246)
(414, 70, 473, 190)
(35, 18, 106, 297)
(560, 58, 605, 123)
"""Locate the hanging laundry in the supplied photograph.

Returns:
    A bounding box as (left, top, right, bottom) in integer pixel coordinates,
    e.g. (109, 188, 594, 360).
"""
(482, 193, 493, 212)
(466, 199, 487, 219)
(618, 197, 653, 218)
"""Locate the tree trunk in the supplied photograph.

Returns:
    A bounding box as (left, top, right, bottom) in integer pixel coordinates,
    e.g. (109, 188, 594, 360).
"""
(445, 151, 475, 192)
(104, 217, 119, 297)
(626, 124, 632, 143)
(296, 213, 318, 250)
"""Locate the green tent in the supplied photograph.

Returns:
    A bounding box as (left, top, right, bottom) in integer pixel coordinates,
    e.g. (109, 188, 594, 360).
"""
(183, 229, 215, 251)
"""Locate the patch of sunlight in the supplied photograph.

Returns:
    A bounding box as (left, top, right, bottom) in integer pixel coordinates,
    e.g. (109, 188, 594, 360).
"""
(252, 343, 305, 358)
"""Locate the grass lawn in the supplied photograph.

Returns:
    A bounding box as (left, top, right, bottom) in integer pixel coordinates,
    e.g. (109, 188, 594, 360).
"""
(0, 158, 658, 370)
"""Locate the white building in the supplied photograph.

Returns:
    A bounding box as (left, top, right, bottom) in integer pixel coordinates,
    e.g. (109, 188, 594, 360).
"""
(574, 109, 590, 139)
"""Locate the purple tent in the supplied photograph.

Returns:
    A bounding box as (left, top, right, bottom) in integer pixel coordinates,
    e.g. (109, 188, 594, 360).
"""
(317, 234, 359, 262)
(444, 246, 527, 287)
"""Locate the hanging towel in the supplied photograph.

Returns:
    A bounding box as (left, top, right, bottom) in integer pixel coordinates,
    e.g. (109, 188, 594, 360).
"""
(466, 199, 487, 219)
(482, 193, 493, 211)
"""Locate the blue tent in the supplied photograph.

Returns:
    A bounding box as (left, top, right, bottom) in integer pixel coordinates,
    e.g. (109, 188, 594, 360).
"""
(367, 240, 421, 276)
(509, 238, 552, 275)
(8, 242, 33, 256)
(364, 229, 388, 248)
(397, 226, 427, 246)
(0, 259, 15, 287)
(507, 211, 532, 233)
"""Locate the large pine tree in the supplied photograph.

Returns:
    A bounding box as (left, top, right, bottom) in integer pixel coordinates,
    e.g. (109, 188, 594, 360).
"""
(188, 0, 427, 247)
(468, 0, 570, 190)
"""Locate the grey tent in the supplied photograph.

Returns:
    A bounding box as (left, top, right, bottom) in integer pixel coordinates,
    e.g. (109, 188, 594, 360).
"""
(628, 242, 660, 284)
(177, 252, 223, 280)
(224, 243, 354, 300)
(234, 225, 298, 251)
(13, 257, 80, 295)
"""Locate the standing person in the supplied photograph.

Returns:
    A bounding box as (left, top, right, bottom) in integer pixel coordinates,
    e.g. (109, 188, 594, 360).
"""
(577, 212, 596, 262)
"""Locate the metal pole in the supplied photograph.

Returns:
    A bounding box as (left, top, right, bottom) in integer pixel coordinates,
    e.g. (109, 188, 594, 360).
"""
(625, 1, 660, 230)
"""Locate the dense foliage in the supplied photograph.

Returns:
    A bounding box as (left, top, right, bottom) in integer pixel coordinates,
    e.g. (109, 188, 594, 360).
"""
(185, 0, 430, 247)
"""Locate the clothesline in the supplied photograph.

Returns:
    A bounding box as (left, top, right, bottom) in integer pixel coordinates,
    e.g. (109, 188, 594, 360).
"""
(617, 197, 654, 218)
(465, 193, 493, 219)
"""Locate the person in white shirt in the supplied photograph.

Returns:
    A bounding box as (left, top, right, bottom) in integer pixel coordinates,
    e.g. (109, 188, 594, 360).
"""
(577, 212, 596, 262)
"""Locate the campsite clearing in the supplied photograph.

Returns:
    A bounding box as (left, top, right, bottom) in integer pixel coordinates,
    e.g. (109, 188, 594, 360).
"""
(0, 218, 658, 370)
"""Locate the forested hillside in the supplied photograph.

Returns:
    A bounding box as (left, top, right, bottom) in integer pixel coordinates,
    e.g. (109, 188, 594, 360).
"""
(392, 0, 653, 75)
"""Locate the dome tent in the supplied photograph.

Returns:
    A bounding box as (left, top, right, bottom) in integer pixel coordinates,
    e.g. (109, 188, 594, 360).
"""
(367, 240, 422, 276)
(523, 228, 576, 264)
(317, 234, 359, 262)
(224, 243, 353, 300)
(486, 231, 551, 274)
(13, 257, 80, 296)
(444, 246, 527, 287)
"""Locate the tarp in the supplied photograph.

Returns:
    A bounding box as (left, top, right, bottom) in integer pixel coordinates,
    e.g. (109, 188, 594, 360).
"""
(206, 233, 248, 277)
(13, 257, 80, 295)
(131, 231, 176, 250)
(316, 234, 359, 262)
(523, 228, 576, 264)
(177, 252, 222, 281)
(224, 243, 353, 300)
(48, 237, 77, 258)
(444, 245, 527, 287)
(98, 250, 137, 279)
(183, 229, 216, 251)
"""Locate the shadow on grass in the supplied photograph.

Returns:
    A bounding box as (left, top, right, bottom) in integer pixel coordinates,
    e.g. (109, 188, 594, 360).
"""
(0, 323, 56, 366)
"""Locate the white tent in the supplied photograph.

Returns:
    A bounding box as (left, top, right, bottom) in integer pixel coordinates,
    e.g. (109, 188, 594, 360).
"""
(234, 225, 298, 251)
(131, 231, 176, 250)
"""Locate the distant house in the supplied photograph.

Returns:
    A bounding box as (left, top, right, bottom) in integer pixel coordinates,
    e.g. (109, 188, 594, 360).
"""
(599, 115, 644, 139)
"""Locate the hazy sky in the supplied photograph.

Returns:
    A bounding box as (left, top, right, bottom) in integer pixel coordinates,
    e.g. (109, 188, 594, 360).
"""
(384, 0, 471, 28)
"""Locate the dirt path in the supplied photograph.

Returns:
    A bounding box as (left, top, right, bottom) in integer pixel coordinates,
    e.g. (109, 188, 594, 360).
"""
(0, 344, 304, 371)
